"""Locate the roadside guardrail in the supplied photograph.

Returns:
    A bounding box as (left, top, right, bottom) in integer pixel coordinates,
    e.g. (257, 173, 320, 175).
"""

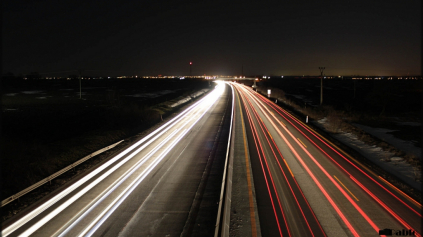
(1, 140, 124, 207)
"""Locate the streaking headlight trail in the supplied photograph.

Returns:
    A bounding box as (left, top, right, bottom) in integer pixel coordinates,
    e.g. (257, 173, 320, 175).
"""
(2, 82, 225, 237)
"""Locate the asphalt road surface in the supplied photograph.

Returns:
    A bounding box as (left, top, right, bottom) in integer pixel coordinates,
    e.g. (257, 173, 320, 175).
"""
(3, 81, 421, 237)
(2, 82, 232, 237)
(231, 82, 421, 237)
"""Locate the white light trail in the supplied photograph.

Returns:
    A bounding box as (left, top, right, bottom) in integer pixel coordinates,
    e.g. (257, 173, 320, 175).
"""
(80, 83, 225, 236)
(3, 82, 225, 237)
(83, 129, 188, 237)
(56, 98, 210, 237)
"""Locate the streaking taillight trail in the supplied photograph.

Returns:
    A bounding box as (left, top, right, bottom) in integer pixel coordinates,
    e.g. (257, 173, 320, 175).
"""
(234, 83, 360, 236)
(235, 83, 421, 236)
(239, 87, 325, 237)
(241, 89, 286, 236)
(247, 85, 422, 233)
(256, 87, 422, 217)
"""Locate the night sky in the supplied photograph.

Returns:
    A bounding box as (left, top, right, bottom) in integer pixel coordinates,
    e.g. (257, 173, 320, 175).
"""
(2, 0, 421, 77)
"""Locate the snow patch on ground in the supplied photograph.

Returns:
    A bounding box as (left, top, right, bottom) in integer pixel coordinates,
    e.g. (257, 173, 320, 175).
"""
(4, 93, 18, 96)
(353, 123, 421, 159)
(83, 87, 106, 90)
(190, 89, 208, 98)
(21, 90, 44, 94)
(168, 89, 209, 108)
(314, 118, 421, 191)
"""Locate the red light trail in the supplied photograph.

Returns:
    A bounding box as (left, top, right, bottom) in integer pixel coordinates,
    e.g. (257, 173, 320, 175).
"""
(231, 82, 421, 236)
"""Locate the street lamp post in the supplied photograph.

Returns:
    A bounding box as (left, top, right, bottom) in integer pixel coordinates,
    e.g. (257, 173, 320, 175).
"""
(319, 67, 325, 105)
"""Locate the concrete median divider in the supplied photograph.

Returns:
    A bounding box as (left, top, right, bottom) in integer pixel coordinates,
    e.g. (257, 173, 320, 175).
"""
(214, 85, 235, 237)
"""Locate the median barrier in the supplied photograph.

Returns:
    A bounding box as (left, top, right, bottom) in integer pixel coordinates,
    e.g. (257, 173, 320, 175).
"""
(214, 84, 235, 237)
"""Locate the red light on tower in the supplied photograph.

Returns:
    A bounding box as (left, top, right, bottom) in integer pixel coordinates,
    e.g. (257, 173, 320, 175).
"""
(190, 62, 192, 65)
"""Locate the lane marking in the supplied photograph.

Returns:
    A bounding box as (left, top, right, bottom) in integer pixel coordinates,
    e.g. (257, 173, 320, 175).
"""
(240, 88, 365, 236)
(2, 85, 225, 237)
(257, 94, 423, 217)
(283, 159, 294, 177)
(267, 131, 273, 139)
(241, 84, 421, 235)
(275, 106, 380, 178)
(334, 175, 359, 202)
(240, 91, 286, 236)
(248, 87, 379, 178)
(350, 175, 419, 235)
(378, 176, 422, 208)
(237, 90, 258, 237)
(259, 95, 423, 215)
(297, 138, 307, 148)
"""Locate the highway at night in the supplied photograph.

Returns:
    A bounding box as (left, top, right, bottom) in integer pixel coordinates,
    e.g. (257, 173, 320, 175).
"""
(2, 81, 421, 237)
(230, 82, 421, 237)
(2, 82, 232, 237)
(3, 0, 420, 236)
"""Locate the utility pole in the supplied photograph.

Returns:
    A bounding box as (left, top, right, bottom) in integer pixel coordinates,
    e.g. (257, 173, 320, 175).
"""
(319, 67, 325, 105)
(189, 62, 192, 77)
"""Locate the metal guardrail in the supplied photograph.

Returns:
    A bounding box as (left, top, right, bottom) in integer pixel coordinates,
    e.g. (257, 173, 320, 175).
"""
(1, 140, 124, 207)
(214, 84, 235, 237)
